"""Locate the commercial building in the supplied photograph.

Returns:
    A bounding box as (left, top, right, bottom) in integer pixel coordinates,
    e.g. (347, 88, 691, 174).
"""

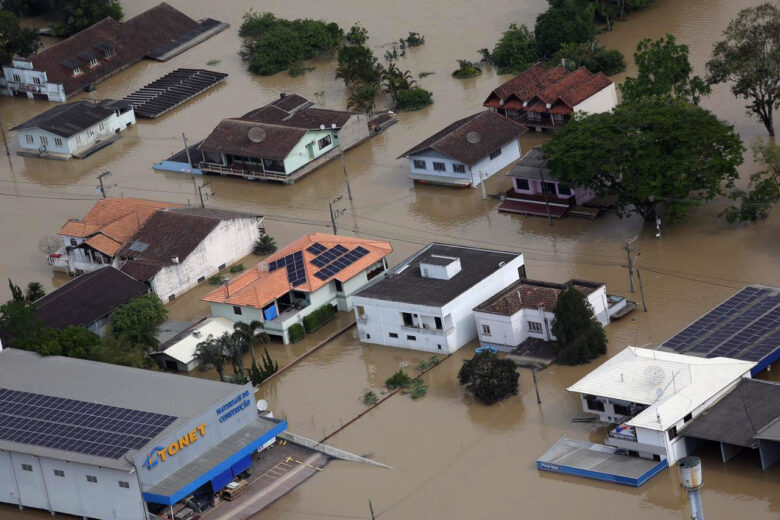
(352, 243, 525, 353)
(398, 111, 527, 187)
(0, 348, 285, 519)
(11, 99, 135, 159)
(204, 233, 392, 343)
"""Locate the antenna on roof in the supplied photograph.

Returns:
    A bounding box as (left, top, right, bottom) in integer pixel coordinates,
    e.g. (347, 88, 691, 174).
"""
(248, 126, 266, 143)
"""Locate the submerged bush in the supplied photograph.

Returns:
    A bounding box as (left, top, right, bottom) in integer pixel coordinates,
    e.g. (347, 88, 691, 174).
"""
(394, 87, 433, 111)
(452, 59, 482, 78)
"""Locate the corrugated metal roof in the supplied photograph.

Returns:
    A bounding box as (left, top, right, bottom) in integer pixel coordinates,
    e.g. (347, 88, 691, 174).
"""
(162, 316, 236, 365)
(568, 347, 754, 431)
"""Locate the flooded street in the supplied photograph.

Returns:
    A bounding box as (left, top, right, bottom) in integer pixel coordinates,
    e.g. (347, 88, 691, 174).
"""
(1, 0, 780, 518)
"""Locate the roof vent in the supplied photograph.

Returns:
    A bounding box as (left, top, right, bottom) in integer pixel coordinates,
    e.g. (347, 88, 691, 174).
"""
(466, 132, 481, 144)
(171, 256, 179, 264)
(420, 255, 461, 280)
(248, 126, 266, 143)
(280, 92, 287, 99)
(192, 330, 202, 338)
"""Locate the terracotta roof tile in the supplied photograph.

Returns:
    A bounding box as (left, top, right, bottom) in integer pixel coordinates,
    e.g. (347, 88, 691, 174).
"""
(474, 279, 604, 315)
(85, 233, 123, 257)
(202, 232, 392, 309)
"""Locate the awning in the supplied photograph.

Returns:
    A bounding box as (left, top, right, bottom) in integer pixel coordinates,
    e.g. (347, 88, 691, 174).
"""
(410, 173, 472, 186)
(143, 417, 287, 505)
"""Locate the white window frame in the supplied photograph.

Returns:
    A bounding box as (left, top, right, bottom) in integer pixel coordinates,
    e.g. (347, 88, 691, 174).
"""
(452, 164, 466, 174)
(54, 137, 63, 147)
(39, 136, 48, 146)
(317, 134, 332, 150)
(528, 321, 543, 333)
(33, 76, 41, 85)
(481, 324, 491, 336)
(432, 161, 446, 172)
(413, 159, 426, 169)
(25, 134, 34, 144)
(12, 74, 21, 82)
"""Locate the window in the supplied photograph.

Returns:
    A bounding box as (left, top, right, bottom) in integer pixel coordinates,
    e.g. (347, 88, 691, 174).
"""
(233, 306, 242, 315)
(683, 413, 693, 423)
(356, 306, 366, 320)
(219, 263, 226, 270)
(452, 164, 466, 174)
(585, 397, 604, 412)
(433, 162, 446, 172)
(119, 481, 130, 489)
(402, 312, 413, 327)
(12, 74, 21, 82)
(518, 265, 527, 280)
(413, 159, 426, 169)
(481, 324, 491, 336)
(613, 403, 631, 416)
(317, 134, 332, 149)
(21, 464, 32, 472)
(89, 57, 98, 67)
(515, 178, 530, 191)
(389, 332, 398, 338)
(87, 129, 94, 137)
(489, 148, 502, 160)
(434, 317, 442, 330)
(99, 121, 105, 131)
(168, 294, 175, 302)
(527, 112, 541, 121)
(39, 135, 48, 146)
(558, 184, 572, 196)
(69, 238, 77, 246)
(334, 280, 343, 292)
(668, 425, 678, 441)
(54, 469, 65, 477)
(197, 275, 205, 283)
(437, 344, 442, 350)
(25, 134, 34, 144)
(406, 335, 416, 341)
(54, 138, 62, 147)
(76, 135, 81, 144)
(73, 67, 81, 75)
(528, 321, 543, 333)
(33, 77, 41, 85)
(552, 113, 564, 122)
(86, 475, 97, 483)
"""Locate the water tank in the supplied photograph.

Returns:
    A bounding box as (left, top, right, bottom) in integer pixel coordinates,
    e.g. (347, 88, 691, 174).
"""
(679, 456, 702, 489)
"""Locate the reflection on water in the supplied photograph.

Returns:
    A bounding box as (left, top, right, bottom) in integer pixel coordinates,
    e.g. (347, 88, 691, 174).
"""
(1, 0, 780, 519)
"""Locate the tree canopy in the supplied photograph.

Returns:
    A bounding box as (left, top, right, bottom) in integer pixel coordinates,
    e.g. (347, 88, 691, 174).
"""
(551, 288, 607, 365)
(553, 40, 626, 75)
(722, 140, 780, 223)
(458, 351, 519, 405)
(336, 24, 382, 88)
(53, 0, 123, 36)
(706, 3, 780, 136)
(488, 23, 539, 74)
(542, 98, 744, 222)
(622, 34, 710, 105)
(534, 0, 597, 58)
(109, 293, 167, 349)
(0, 11, 41, 66)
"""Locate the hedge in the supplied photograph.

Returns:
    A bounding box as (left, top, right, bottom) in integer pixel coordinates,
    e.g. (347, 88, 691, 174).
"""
(288, 323, 305, 343)
(302, 303, 337, 333)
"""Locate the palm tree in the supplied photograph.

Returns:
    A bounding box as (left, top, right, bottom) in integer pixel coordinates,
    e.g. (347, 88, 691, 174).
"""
(253, 235, 277, 255)
(381, 63, 416, 103)
(233, 320, 270, 369)
(194, 334, 226, 381)
(218, 331, 250, 375)
(347, 83, 378, 117)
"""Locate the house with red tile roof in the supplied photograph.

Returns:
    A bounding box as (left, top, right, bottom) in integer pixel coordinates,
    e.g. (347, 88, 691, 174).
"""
(203, 233, 392, 344)
(483, 63, 617, 131)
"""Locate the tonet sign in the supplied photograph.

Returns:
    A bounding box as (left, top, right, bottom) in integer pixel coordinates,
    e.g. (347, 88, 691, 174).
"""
(144, 423, 206, 470)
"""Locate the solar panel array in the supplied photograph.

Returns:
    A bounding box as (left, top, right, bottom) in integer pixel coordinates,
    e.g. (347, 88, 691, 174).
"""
(660, 286, 780, 364)
(311, 245, 349, 267)
(0, 388, 176, 460)
(268, 251, 307, 287)
(306, 242, 326, 255)
(314, 246, 370, 281)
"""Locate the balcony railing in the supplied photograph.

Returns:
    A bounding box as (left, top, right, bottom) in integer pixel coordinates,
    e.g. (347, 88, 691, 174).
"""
(607, 428, 637, 442)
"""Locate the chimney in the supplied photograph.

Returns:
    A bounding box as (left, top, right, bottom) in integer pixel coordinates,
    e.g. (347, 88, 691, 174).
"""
(279, 92, 287, 99)
(420, 255, 461, 280)
(171, 256, 179, 264)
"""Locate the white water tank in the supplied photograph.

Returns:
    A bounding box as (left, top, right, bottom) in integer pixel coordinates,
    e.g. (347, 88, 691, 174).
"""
(679, 456, 702, 489)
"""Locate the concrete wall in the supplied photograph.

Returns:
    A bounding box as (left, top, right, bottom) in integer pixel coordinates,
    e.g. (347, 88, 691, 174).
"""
(2, 60, 65, 102)
(336, 114, 370, 150)
(150, 217, 260, 301)
(468, 139, 522, 186)
(284, 129, 338, 174)
(573, 83, 617, 115)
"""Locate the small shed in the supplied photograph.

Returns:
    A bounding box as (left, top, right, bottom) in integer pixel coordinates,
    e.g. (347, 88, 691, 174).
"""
(153, 316, 236, 371)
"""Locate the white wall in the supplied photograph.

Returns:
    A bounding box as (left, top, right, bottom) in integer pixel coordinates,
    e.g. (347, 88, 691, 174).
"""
(17, 128, 73, 154)
(468, 139, 522, 187)
(17, 108, 136, 155)
(573, 83, 617, 115)
(151, 217, 260, 301)
(408, 139, 522, 187)
(408, 149, 472, 184)
(2, 61, 65, 102)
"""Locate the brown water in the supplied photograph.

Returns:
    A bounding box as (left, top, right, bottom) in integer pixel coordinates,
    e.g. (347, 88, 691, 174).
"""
(1, 0, 780, 518)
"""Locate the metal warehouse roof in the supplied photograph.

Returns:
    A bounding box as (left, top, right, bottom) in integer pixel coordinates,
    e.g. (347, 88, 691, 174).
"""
(123, 68, 228, 119)
(567, 347, 754, 431)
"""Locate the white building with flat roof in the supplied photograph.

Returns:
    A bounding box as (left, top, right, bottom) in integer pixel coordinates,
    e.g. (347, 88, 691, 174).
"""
(568, 347, 754, 464)
(152, 317, 237, 372)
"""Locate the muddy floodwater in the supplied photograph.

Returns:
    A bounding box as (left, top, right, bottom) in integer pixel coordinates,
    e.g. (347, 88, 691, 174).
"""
(1, 0, 780, 518)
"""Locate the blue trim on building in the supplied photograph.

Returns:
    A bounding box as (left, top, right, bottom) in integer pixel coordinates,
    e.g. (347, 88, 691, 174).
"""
(153, 161, 203, 175)
(752, 348, 780, 376)
(143, 420, 287, 505)
(536, 457, 668, 487)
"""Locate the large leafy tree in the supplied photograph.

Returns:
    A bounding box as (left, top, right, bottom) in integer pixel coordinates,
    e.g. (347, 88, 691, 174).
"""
(542, 98, 744, 222)
(336, 24, 383, 88)
(457, 351, 519, 405)
(535, 0, 597, 58)
(553, 40, 626, 75)
(487, 23, 539, 74)
(622, 35, 710, 105)
(551, 288, 607, 365)
(706, 3, 780, 136)
(110, 293, 167, 349)
(722, 140, 780, 223)
(52, 0, 123, 36)
(0, 11, 41, 66)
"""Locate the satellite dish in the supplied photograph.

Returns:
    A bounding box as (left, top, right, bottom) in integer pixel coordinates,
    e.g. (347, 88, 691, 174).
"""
(466, 131, 481, 144)
(256, 399, 268, 412)
(644, 366, 665, 386)
(319, 124, 326, 130)
(248, 126, 266, 143)
(331, 123, 337, 129)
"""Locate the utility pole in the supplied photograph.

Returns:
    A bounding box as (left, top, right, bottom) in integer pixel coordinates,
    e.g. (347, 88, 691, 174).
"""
(0, 114, 10, 156)
(479, 172, 487, 200)
(634, 252, 648, 312)
(369, 500, 376, 520)
(531, 367, 541, 404)
(97, 171, 111, 198)
(537, 167, 553, 226)
(624, 237, 636, 293)
(340, 148, 353, 201)
(329, 195, 343, 234)
(181, 132, 193, 174)
(197, 182, 211, 208)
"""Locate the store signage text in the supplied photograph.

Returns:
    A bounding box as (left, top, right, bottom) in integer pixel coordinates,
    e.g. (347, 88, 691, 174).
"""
(216, 390, 251, 423)
(144, 423, 206, 470)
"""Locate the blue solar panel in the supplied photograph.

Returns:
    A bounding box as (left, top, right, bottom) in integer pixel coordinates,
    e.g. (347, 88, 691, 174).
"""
(306, 242, 326, 255)
(269, 251, 308, 286)
(311, 245, 349, 267)
(0, 388, 176, 459)
(312, 246, 370, 281)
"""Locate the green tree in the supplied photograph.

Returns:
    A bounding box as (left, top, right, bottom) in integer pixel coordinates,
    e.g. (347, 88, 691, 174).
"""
(385, 369, 412, 389)
(393, 87, 433, 111)
(452, 59, 482, 79)
(535, 0, 597, 58)
(706, 3, 780, 136)
(0, 11, 41, 66)
(487, 23, 539, 74)
(381, 63, 417, 103)
(458, 351, 519, 405)
(247, 347, 279, 385)
(194, 334, 226, 380)
(553, 41, 626, 75)
(590, 0, 653, 31)
(253, 234, 277, 255)
(25, 282, 45, 302)
(8, 279, 24, 303)
(3, 0, 53, 17)
(0, 299, 48, 350)
(347, 83, 379, 116)
(52, 0, 123, 36)
(336, 25, 383, 88)
(57, 326, 100, 359)
(219, 331, 249, 375)
(722, 140, 780, 223)
(233, 320, 270, 370)
(110, 293, 167, 349)
(622, 35, 710, 105)
(542, 98, 744, 222)
(551, 288, 607, 365)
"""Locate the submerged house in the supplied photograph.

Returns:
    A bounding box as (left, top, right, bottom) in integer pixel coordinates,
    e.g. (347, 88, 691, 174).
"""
(398, 111, 527, 187)
(152, 316, 236, 371)
(196, 94, 370, 182)
(203, 233, 392, 344)
(483, 63, 617, 131)
(11, 99, 135, 159)
(352, 244, 526, 353)
(499, 147, 596, 218)
(1, 3, 228, 102)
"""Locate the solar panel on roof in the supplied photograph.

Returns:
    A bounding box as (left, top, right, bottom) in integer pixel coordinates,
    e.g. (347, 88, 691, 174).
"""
(312, 246, 371, 281)
(0, 388, 176, 460)
(311, 245, 349, 267)
(306, 243, 326, 255)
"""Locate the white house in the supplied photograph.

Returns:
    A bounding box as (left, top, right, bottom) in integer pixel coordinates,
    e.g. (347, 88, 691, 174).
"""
(398, 111, 527, 187)
(474, 279, 615, 351)
(11, 99, 135, 159)
(352, 244, 526, 353)
(152, 316, 236, 371)
(483, 62, 617, 131)
(117, 207, 263, 302)
(568, 347, 755, 464)
(204, 233, 392, 344)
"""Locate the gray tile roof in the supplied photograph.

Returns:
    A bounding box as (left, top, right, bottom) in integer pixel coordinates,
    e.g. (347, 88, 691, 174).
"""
(11, 100, 122, 137)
